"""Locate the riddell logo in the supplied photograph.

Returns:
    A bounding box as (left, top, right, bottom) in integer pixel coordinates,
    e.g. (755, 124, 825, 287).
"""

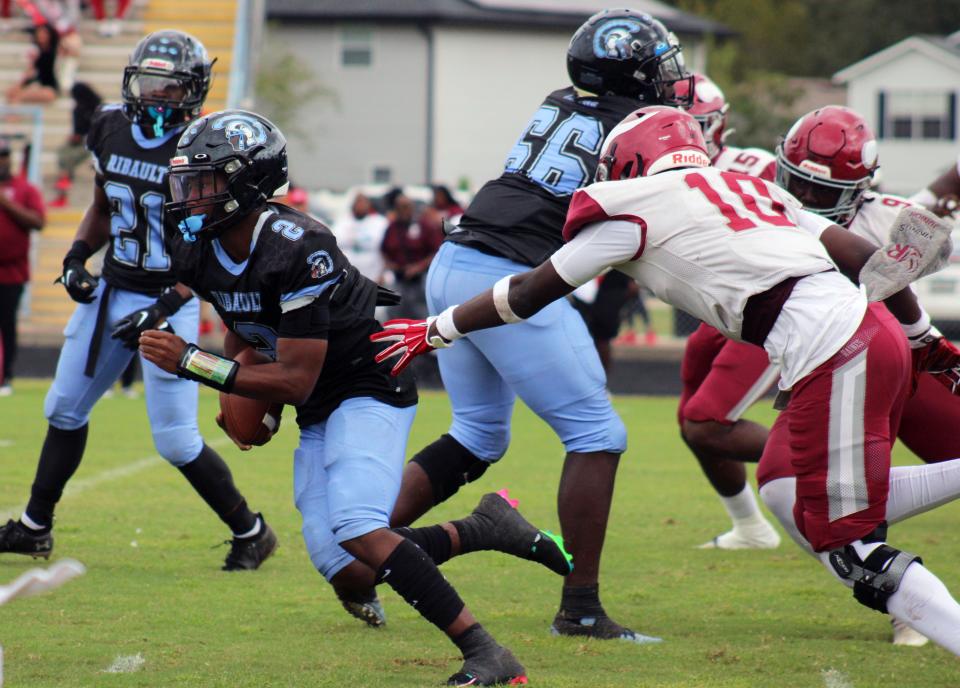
(671, 151, 711, 167)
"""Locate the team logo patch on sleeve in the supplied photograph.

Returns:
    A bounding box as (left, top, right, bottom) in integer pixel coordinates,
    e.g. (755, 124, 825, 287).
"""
(307, 250, 333, 279)
(213, 114, 268, 152)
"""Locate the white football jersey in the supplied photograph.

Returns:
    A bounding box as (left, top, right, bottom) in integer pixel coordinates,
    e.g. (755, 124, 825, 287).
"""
(848, 192, 915, 248)
(713, 145, 777, 181)
(551, 166, 867, 387)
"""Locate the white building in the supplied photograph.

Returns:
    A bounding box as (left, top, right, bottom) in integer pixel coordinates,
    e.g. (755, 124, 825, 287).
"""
(834, 32, 960, 195)
(262, 0, 732, 191)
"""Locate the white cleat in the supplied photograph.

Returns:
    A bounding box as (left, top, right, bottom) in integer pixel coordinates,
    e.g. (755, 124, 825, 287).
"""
(891, 618, 929, 647)
(698, 519, 781, 550)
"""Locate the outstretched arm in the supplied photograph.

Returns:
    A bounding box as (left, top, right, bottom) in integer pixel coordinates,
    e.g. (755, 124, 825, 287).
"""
(373, 219, 644, 374)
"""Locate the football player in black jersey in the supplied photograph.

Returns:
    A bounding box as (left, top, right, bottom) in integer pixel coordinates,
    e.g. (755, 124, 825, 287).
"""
(382, 9, 692, 642)
(0, 31, 277, 572)
(140, 109, 575, 686)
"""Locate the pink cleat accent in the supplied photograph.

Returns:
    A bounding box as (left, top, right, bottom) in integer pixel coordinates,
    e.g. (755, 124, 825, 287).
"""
(496, 489, 520, 509)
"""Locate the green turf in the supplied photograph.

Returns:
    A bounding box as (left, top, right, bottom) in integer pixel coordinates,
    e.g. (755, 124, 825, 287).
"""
(1, 381, 957, 687)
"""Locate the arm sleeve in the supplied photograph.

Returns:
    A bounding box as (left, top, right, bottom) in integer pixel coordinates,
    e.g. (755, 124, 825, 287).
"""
(550, 219, 644, 287)
(792, 208, 836, 239)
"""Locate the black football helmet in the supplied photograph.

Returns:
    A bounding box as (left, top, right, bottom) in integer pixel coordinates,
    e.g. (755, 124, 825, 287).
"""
(567, 9, 693, 106)
(121, 30, 214, 135)
(165, 110, 288, 242)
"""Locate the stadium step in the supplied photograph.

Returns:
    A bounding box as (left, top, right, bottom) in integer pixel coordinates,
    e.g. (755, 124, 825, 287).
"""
(11, 0, 242, 344)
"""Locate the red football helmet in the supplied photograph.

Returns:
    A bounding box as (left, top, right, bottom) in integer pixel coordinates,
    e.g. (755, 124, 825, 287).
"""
(776, 106, 878, 226)
(596, 106, 710, 181)
(676, 73, 728, 161)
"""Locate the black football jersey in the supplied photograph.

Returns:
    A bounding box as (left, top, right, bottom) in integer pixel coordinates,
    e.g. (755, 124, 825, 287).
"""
(86, 104, 184, 294)
(171, 203, 417, 427)
(450, 87, 641, 267)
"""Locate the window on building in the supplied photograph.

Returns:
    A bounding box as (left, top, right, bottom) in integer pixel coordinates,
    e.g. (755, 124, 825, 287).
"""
(881, 91, 955, 141)
(372, 166, 392, 184)
(340, 26, 373, 67)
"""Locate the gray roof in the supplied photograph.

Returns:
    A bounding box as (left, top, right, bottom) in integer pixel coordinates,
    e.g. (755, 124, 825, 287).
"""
(265, 0, 734, 37)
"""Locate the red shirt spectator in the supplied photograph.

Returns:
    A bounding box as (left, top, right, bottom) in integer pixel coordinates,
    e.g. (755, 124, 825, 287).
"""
(0, 170, 45, 284)
(381, 194, 443, 282)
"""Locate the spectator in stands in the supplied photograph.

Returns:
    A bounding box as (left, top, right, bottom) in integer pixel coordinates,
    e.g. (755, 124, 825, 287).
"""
(0, 137, 45, 395)
(381, 193, 442, 319)
(89, 0, 131, 37)
(5, 23, 59, 104)
(51, 82, 101, 208)
(431, 184, 464, 222)
(284, 183, 309, 213)
(332, 192, 388, 284)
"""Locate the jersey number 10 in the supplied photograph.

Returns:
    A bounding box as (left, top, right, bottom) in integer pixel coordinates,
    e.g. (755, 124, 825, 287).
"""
(684, 171, 793, 231)
(105, 181, 171, 271)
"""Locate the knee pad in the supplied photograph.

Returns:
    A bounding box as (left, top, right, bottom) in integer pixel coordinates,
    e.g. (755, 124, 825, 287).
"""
(411, 434, 491, 505)
(153, 428, 203, 467)
(828, 543, 922, 613)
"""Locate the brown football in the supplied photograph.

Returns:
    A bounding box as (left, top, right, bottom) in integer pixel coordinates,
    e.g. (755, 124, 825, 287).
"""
(218, 347, 283, 446)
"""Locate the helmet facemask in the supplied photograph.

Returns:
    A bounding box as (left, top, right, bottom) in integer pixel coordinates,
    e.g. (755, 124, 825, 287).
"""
(633, 37, 694, 107)
(122, 65, 204, 135)
(776, 150, 871, 227)
(166, 157, 257, 242)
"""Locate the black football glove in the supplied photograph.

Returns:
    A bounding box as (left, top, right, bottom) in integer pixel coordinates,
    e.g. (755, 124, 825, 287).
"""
(56, 240, 98, 303)
(111, 289, 189, 350)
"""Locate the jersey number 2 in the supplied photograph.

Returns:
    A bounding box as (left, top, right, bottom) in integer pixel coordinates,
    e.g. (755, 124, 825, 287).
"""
(684, 171, 793, 231)
(105, 182, 170, 271)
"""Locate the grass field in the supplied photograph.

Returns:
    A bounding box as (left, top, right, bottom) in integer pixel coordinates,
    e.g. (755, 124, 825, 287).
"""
(1, 381, 958, 687)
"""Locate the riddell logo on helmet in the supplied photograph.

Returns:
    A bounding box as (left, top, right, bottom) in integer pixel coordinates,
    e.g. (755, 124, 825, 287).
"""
(671, 151, 710, 167)
(141, 58, 175, 71)
(799, 159, 832, 178)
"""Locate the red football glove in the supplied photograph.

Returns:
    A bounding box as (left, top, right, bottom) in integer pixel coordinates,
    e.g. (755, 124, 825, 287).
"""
(913, 335, 960, 394)
(370, 317, 452, 376)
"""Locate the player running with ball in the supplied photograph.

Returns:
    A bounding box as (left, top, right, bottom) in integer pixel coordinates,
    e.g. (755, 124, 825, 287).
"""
(140, 109, 574, 686)
(373, 106, 960, 656)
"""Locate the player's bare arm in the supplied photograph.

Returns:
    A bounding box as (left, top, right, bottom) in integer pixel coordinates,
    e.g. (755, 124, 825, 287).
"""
(139, 329, 326, 406)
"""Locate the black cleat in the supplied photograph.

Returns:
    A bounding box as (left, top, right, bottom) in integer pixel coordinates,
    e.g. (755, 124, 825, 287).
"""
(0, 519, 53, 559)
(464, 490, 573, 576)
(551, 608, 662, 644)
(337, 587, 387, 628)
(222, 517, 277, 571)
(448, 644, 528, 686)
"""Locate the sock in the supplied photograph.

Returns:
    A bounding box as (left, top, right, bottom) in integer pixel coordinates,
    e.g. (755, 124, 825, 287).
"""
(886, 461, 960, 524)
(24, 424, 89, 529)
(392, 524, 452, 565)
(453, 623, 499, 658)
(375, 538, 465, 631)
(719, 483, 762, 525)
(559, 584, 605, 617)
(234, 516, 262, 540)
(851, 541, 960, 655)
(177, 444, 257, 535)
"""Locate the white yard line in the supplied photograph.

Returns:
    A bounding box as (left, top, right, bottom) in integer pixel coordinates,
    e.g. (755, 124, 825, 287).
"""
(822, 668, 854, 688)
(0, 438, 230, 522)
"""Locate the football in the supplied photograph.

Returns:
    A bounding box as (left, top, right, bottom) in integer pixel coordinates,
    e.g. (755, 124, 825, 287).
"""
(218, 347, 283, 447)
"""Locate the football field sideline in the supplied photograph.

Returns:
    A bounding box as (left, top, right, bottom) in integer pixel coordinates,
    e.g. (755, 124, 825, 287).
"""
(0, 437, 231, 522)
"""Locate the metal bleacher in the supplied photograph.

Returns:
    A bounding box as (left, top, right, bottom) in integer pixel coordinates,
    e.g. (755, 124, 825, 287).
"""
(1, 0, 239, 345)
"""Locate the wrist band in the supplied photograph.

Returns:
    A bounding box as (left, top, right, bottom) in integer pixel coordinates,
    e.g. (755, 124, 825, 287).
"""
(434, 305, 464, 343)
(157, 288, 190, 316)
(64, 240, 93, 266)
(901, 310, 931, 339)
(493, 275, 525, 324)
(176, 344, 239, 392)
